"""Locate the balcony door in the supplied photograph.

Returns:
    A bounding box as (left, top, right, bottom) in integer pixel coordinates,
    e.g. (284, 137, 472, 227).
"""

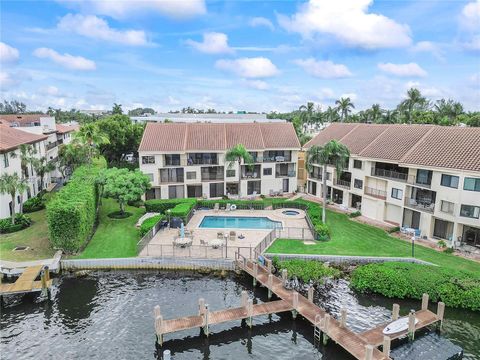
(282, 179, 289, 192)
(403, 208, 420, 229)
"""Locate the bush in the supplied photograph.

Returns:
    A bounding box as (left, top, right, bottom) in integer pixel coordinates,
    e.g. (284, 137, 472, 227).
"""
(170, 202, 194, 219)
(108, 211, 132, 219)
(314, 223, 330, 240)
(437, 240, 447, 248)
(272, 258, 340, 283)
(388, 226, 400, 233)
(443, 247, 454, 254)
(0, 214, 32, 234)
(23, 195, 45, 213)
(139, 214, 164, 237)
(351, 262, 480, 311)
(144, 198, 196, 213)
(127, 199, 144, 208)
(46, 160, 106, 253)
(349, 211, 361, 218)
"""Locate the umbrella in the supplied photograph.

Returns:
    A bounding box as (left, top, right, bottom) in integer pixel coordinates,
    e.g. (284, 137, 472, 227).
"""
(180, 222, 185, 238)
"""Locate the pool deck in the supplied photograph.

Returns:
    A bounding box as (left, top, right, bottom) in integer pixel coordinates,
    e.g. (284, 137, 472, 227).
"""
(140, 209, 310, 258)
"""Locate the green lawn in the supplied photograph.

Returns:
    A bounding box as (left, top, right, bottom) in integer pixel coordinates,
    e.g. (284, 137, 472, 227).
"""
(267, 208, 480, 274)
(0, 209, 56, 261)
(74, 198, 145, 259)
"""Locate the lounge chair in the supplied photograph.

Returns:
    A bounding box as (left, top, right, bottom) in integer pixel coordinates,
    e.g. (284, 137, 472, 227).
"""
(217, 231, 224, 239)
(225, 203, 231, 211)
(229, 231, 236, 241)
(213, 203, 219, 212)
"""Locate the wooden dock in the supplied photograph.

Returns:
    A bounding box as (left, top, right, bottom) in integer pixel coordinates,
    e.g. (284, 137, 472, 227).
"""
(153, 253, 445, 360)
(0, 265, 52, 296)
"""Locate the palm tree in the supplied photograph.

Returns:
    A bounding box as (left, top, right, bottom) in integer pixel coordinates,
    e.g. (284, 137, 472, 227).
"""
(33, 157, 56, 191)
(112, 103, 123, 115)
(434, 99, 464, 121)
(225, 144, 254, 198)
(399, 88, 428, 124)
(381, 110, 399, 124)
(0, 173, 28, 224)
(305, 140, 350, 223)
(76, 123, 110, 161)
(10, 144, 37, 213)
(370, 104, 383, 123)
(299, 102, 315, 132)
(335, 97, 355, 122)
(324, 106, 340, 122)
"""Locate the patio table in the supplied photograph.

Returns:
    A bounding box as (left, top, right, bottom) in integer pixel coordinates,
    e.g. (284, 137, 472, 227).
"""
(210, 239, 224, 249)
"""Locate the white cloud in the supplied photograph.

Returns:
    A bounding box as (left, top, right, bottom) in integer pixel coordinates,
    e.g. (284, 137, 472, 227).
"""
(378, 62, 427, 77)
(460, 0, 480, 31)
(57, 0, 206, 19)
(0, 71, 20, 88)
(215, 57, 279, 78)
(186, 32, 233, 54)
(317, 88, 335, 99)
(249, 17, 274, 31)
(58, 14, 149, 46)
(294, 58, 352, 78)
(410, 41, 445, 61)
(0, 42, 20, 64)
(33, 48, 96, 70)
(42, 86, 60, 96)
(463, 35, 480, 50)
(167, 96, 181, 105)
(242, 79, 269, 90)
(278, 0, 411, 49)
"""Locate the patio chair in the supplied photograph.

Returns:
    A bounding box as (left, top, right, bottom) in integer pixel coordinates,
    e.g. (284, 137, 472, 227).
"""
(225, 203, 231, 211)
(217, 231, 224, 239)
(213, 203, 219, 212)
(200, 239, 208, 246)
(229, 231, 236, 241)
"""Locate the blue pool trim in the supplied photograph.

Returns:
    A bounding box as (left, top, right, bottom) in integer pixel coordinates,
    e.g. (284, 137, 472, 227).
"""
(199, 216, 283, 230)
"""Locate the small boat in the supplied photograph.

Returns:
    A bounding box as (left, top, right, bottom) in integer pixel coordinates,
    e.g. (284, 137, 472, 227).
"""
(382, 317, 419, 335)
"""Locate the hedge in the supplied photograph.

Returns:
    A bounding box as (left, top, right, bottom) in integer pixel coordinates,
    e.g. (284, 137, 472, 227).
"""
(197, 199, 267, 210)
(351, 262, 480, 311)
(23, 195, 46, 213)
(170, 202, 195, 219)
(139, 214, 164, 237)
(272, 257, 340, 283)
(0, 214, 32, 234)
(144, 198, 196, 213)
(46, 159, 106, 253)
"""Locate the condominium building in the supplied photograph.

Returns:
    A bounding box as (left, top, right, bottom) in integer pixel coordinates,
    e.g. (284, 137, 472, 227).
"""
(304, 123, 480, 248)
(131, 112, 285, 124)
(138, 122, 300, 199)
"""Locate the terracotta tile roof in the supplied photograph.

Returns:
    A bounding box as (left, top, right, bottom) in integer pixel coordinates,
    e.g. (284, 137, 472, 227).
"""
(401, 126, 480, 172)
(0, 124, 47, 153)
(139, 122, 299, 152)
(0, 114, 50, 126)
(305, 123, 480, 172)
(56, 124, 79, 134)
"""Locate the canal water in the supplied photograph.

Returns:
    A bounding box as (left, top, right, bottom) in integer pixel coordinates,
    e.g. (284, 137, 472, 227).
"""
(1, 271, 479, 360)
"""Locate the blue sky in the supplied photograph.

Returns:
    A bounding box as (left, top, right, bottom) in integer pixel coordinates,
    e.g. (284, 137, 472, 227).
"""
(1, 0, 479, 113)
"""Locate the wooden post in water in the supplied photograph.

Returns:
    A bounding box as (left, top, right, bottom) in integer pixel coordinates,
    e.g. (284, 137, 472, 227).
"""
(252, 263, 258, 286)
(267, 274, 273, 299)
(365, 345, 374, 360)
(154, 305, 163, 345)
(203, 304, 210, 336)
(241, 291, 248, 308)
(322, 314, 330, 345)
(40, 269, 47, 296)
(421, 293, 429, 311)
(437, 302, 445, 331)
(292, 291, 299, 319)
(246, 298, 253, 328)
(281, 269, 288, 286)
(382, 336, 391, 357)
(308, 286, 314, 302)
(392, 303, 400, 320)
(340, 308, 347, 328)
(198, 298, 206, 316)
(266, 258, 272, 273)
(408, 310, 416, 341)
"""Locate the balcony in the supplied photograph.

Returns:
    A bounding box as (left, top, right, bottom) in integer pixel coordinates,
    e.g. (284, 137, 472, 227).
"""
(275, 163, 296, 178)
(241, 165, 261, 179)
(371, 167, 411, 182)
(334, 179, 351, 189)
(187, 153, 218, 166)
(46, 141, 60, 151)
(201, 166, 224, 181)
(405, 186, 436, 213)
(263, 151, 292, 163)
(405, 198, 435, 213)
(364, 186, 387, 200)
(276, 171, 296, 178)
(159, 168, 184, 184)
(407, 176, 432, 189)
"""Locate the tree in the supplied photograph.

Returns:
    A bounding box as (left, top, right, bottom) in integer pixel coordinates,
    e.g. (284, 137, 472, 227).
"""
(299, 102, 315, 132)
(128, 107, 155, 116)
(370, 104, 383, 123)
(58, 141, 89, 178)
(112, 103, 123, 115)
(225, 144, 254, 198)
(381, 110, 398, 124)
(398, 88, 428, 124)
(335, 97, 355, 122)
(101, 168, 151, 214)
(434, 99, 463, 122)
(10, 144, 37, 213)
(324, 106, 340, 122)
(76, 123, 110, 161)
(305, 140, 350, 223)
(0, 173, 28, 224)
(0, 100, 27, 114)
(33, 156, 56, 191)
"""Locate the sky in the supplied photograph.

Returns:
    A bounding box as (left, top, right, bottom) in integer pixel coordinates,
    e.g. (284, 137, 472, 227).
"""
(1, 0, 479, 113)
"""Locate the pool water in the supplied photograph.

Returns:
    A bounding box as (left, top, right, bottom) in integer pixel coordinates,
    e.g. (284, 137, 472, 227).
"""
(199, 216, 282, 229)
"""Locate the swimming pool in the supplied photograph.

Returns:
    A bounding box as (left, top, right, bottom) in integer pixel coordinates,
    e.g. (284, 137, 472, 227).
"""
(199, 216, 282, 229)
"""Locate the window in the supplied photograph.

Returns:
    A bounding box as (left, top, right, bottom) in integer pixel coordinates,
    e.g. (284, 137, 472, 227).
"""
(440, 200, 455, 214)
(142, 156, 155, 165)
(247, 180, 261, 195)
(3, 153, 9, 168)
(441, 174, 459, 189)
(391, 188, 403, 200)
(326, 172, 331, 180)
(263, 168, 272, 176)
(460, 204, 480, 219)
(159, 168, 184, 183)
(354, 179, 363, 189)
(145, 173, 154, 182)
(210, 182, 224, 197)
(164, 154, 180, 166)
(353, 160, 362, 169)
(186, 171, 196, 180)
(226, 170, 235, 177)
(168, 185, 184, 199)
(464, 177, 480, 192)
(416, 169, 432, 186)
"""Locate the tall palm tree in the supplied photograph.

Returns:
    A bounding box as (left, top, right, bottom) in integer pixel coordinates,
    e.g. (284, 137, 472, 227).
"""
(225, 144, 254, 198)
(335, 97, 355, 122)
(381, 110, 399, 124)
(112, 103, 123, 115)
(33, 157, 56, 191)
(76, 123, 110, 161)
(324, 106, 340, 122)
(370, 104, 383, 123)
(399, 88, 428, 124)
(306, 140, 350, 223)
(299, 102, 315, 132)
(0, 173, 28, 224)
(10, 144, 37, 213)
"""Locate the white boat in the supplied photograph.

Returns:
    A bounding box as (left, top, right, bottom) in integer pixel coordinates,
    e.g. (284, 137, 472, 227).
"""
(382, 317, 419, 335)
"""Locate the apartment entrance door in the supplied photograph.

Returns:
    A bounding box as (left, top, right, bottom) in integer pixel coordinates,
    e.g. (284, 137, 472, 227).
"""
(463, 226, 480, 248)
(403, 208, 420, 229)
(282, 179, 289, 192)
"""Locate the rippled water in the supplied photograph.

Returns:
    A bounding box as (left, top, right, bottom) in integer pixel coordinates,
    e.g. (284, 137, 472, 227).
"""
(1, 271, 479, 360)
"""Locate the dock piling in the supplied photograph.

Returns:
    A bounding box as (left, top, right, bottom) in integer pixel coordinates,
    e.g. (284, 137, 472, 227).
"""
(322, 314, 330, 345)
(267, 274, 273, 299)
(291, 291, 299, 319)
(365, 345, 374, 360)
(241, 291, 248, 308)
(437, 302, 445, 331)
(203, 304, 210, 336)
(281, 269, 288, 286)
(155, 314, 163, 345)
(340, 308, 347, 328)
(408, 310, 416, 341)
(421, 293, 429, 311)
(382, 336, 391, 357)
(40, 269, 47, 296)
(392, 303, 400, 320)
(198, 298, 206, 316)
(307, 286, 314, 302)
(246, 298, 253, 328)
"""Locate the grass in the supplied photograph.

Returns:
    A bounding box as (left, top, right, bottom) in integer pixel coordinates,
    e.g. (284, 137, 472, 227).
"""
(267, 207, 480, 274)
(74, 198, 145, 259)
(0, 209, 56, 261)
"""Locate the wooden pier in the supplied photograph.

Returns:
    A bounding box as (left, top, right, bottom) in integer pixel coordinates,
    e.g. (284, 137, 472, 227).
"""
(153, 253, 445, 360)
(0, 265, 52, 297)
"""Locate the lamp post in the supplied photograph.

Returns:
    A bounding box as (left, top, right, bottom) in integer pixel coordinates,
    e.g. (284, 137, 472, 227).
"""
(167, 209, 171, 229)
(411, 236, 415, 258)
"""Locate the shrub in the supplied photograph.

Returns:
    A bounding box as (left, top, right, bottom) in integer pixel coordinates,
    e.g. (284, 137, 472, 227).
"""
(23, 195, 46, 213)
(314, 223, 330, 240)
(272, 258, 340, 283)
(443, 247, 454, 254)
(170, 202, 194, 219)
(437, 240, 447, 248)
(139, 215, 164, 237)
(144, 198, 196, 213)
(128, 199, 144, 208)
(351, 262, 480, 311)
(388, 226, 400, 233)
(349, 210, 361, 218)
(46, 161, 106, 253)
(0, 214, 32, 234)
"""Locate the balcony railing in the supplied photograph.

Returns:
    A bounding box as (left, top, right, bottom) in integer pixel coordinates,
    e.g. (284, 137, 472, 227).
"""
(159, 176, 184, 184)
(187, 157, 218, 166)
(371, 168, 411, 182)
(405, 198, 435, 213)
(46, 141, 60, 151)
(309, 173, 322, 181)
(334, 179, 351, 189)
(241, 172, 261, 179)
(201, 173, 224, 181)
(263, 155, 292, 162)
(407, 176, 431, 188)
(276, 171, 296, 178)
(364, 186, 387, 200)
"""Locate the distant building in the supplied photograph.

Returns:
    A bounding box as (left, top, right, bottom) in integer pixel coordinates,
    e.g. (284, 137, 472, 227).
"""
(131, 113, 285, 124)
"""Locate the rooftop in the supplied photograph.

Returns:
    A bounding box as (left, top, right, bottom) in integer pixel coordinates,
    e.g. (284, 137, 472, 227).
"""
(139, 122, 300, 152)
(304, 123, 480, 172)
(131, 113, 285, 123)
(0, 114, 54, 127)
(0, 124, 48, 153)
(55, 123, 79, 134)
